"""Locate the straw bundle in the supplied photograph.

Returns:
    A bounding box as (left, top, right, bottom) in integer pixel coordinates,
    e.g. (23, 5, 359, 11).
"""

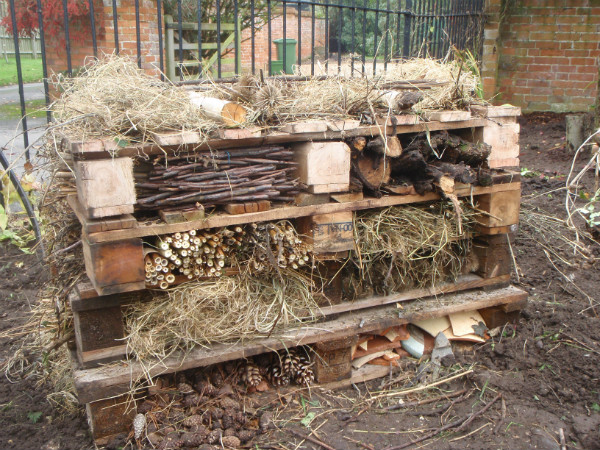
(383, 58, 479, 111)
(349, 202, 475, 297)
(51, 56, 218, 143)
(125, 271, 321, 361)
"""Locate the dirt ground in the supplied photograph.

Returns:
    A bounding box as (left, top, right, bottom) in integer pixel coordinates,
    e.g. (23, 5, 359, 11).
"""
(1, 112, 599, 450)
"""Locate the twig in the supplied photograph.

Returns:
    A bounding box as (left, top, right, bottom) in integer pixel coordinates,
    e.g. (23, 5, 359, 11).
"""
(385, 388, 468, 411)
(382, 393, 502, 450)
(559, 428, 566, 450)
(287, 429, 337, 450)
(42, 331, 74, 354)
(372, 369, 474, 400)
(343, 436, 375, 450)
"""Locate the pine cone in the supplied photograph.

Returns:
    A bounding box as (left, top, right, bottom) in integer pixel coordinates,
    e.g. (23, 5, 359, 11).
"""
(177, 382, 194, 394)
(222, 435, 241, 449)
(294, 366, 315, 387)
(183, 414, 204, 428)
(238, 429, 256, 443)
(266, 363, 290, 387)
(206, 428, 222, 445)
(240, 362, 263, 387)
(133, 413, 146, 439)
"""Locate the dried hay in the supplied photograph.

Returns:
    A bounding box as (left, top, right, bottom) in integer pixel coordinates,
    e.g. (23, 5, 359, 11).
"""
(51, 55, 218, 143)
(348, 202, 476, 297)
(124, 270, 322, 362)
(383, 58, 479, 111)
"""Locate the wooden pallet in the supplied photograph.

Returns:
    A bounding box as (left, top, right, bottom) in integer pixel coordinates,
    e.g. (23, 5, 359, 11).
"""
(74, 283, 527, 443)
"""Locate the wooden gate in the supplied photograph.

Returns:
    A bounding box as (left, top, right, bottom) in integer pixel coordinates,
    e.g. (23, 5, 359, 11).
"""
(165, 15, 241, 81)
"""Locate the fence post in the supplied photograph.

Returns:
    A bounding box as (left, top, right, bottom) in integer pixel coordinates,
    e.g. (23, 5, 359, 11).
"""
(402, 0, 412, 58)
(31, 35, 37, 59)
(236, 17, 241, 74)
(164, 15, 175, 81)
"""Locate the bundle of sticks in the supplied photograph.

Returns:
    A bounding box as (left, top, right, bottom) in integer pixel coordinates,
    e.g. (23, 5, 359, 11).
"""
(135, 146, 301, 210)
(144, 226, 245, 289)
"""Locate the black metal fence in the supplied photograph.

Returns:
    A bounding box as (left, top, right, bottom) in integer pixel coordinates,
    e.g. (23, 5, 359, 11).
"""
(0, 0, 484, 247)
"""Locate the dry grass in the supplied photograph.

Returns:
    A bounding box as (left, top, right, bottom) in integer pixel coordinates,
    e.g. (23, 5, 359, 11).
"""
(348, 202, 476, 297)
(124, 270, 322, 362)
(50, 55, 218, 144)
(383, 58, 479, 111)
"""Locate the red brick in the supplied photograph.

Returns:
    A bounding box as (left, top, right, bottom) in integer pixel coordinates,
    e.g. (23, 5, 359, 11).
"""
(569, 73, 595, 82)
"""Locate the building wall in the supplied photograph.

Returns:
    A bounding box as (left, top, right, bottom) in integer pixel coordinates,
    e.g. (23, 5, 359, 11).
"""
(482, 0, 600, 112)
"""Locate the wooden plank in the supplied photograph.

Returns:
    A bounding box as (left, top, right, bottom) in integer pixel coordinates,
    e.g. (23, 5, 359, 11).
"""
(321, 364, 392, 390)
(294, 192, 331, 206)
(85, 182, 521, 243)
(293, 141, 351, 190)
(308, 183, 350, 194)
(67, 195, 137, 234)
(313, 338, 355, 383)
(148, 130, 203, 146)
(318, 273, 510, 316)
(80, 345, 128, 366)
(217, 127, 262, 140)
(376, 114, 420, 126)
(330, 192, 364, 203)
(422, 110, 472, 122)
(283, 121, 329, 134)
(474, 117, 520, 164)
(66, 118, 489, 158)
(327, 119, 361, 131)
(73, 285, 527, 403)
(159, 206, 205, 224)
(224, 200, 271, 215)
(473, 234, 513, 280)
(69, 289, 122, 312)
(82, 237, 145, 292)
(471, 105, 521, 118)
(74, 157, 136, 219)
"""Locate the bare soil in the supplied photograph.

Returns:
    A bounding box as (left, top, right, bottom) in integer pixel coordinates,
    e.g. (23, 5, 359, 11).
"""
(1, 112, 599, 450)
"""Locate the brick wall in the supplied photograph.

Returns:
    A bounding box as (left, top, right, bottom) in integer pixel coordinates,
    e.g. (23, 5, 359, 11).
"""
(45, 0, 161, 78)
(482, 0, 600, 112)
(239, 9, 326, 73)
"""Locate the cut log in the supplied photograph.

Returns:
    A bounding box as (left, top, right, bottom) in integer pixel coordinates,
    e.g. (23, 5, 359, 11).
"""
(350, 136, 367, 153)
(366, 135, 403, 158)
(354, 151, 391, 189)
(378, 90, 423, 111)
(188, 92, 247, 126)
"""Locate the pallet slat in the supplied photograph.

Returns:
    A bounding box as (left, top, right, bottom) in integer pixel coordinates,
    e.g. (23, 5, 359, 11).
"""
(82, 181, 521, 244)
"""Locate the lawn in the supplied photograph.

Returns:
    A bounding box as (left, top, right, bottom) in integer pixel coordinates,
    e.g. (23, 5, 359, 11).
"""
(0, 98, 47, 119)
(0, 57, 44, 86)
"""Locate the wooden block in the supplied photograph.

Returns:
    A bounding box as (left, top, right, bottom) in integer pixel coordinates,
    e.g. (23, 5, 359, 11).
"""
(488, 158, 520, 169)
(308, 183, 350, 194)
(313, 337, 357, 383)
(473, 118, 520, 164)
(294, 192, 331, 206)
(293, 141, 351, 192)
(224, 200, 271, 215)
(296, 211, 355, 253)
(86, 395, 135, 444)
(70, 138, 120, 155)
(315, 260, 344, 306)
(476, 190, 521, 228)
(67, 195, 137, 234)
(471, 105, 521, 118)
(472, 234, 513, 280)
(69, 288, 121, 312)
(83, 237, 145, 294)
(217, 127, 262, 139)
(159, 206, 205, 223)
(327, 119, 361, 131)
(149, 130, 203, 146)
(73, 305, 126, 367)
(330, 192, 364, 203)
(423, 110, 472, 122)
(283, 121, 329, 134)
(376, 114, 420, 126)
(479, 306, 521, 330)
(75, 157, 136, 219)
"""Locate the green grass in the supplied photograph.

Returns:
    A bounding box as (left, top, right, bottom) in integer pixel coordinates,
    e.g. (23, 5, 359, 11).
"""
(0, 98, 47, 119)
(0, 57, 44, 86)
